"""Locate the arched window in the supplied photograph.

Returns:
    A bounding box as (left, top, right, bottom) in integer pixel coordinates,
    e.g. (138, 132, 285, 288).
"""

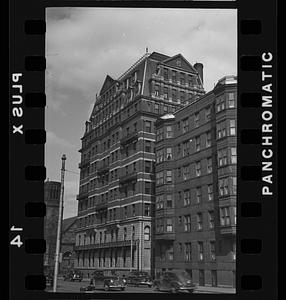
(144, 226, 150, 241)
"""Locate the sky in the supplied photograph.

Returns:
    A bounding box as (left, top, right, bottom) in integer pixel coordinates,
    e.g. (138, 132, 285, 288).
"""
(45, 7, 237, 219)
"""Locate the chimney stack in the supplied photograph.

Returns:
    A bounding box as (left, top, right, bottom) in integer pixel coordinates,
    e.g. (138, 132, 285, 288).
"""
(194, 62, 204, 85)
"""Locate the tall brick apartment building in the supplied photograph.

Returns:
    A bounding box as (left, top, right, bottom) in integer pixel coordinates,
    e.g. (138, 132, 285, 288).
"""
(154, 75, 237, 287)
(74, 51, 205, 276)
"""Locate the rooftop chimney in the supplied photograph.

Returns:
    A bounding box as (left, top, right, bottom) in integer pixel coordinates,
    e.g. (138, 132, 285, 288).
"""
(194, 62, 204, 85)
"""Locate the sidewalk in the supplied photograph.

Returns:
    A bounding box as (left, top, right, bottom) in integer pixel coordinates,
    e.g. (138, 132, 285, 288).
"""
(196, 285, 236, 294)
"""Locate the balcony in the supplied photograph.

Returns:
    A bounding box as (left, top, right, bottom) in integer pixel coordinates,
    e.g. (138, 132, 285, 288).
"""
(120, 131, 138, 147)
(220, 225, 236, 235)
(74, 239, 138, 251)
(119, 172, 138, 185)
(97, 165, 110, 176)
(94, 201, 108, 211)
(155, 232, 175, 241)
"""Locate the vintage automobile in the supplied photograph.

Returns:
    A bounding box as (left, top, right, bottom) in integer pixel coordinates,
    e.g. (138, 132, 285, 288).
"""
(63, 270, 83, 282)
(126, 272, 153, 288)
(81, 275, 125, 292)
(153, 270, 196, 293)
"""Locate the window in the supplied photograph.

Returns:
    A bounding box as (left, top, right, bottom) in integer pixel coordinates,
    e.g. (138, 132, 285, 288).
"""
(233, 206, 237, 225)
(218, 148, 227, 167)
(166, 218, 173, 232)
(163, 87, 168, 99)
(183, 165, 190, 181)
(156, 149, 164, 163)
(123, 227, 127, 241)
(195, 136, 200, 152)
(145, 121, 152, 133)
(144, 203, 151, 216)
(144, 226, 150, 241)
(216, 96, 225, 112)
(166, 126, 173, 138)
(208, 211, 215, 229)
(219, 178, 229, 196)
(145, 141, 151, 152)
(156, 195, 164, 209)
(205, 106, 211, 121)
(166, 194, 173, 208)
(183, 190, 191, 206)
(182, 118, 189, 133)
(185, 243, 192, 261)
(230, 147, 237, 164)
(157, 128, 164, 141)
(217, 121, 226, 139)
(194, 112, 200, 127)
(197, 213, 203, 230)
(198, 242, 204, 261)
(156, 172, 164, 185)
(184, 215, 191, 231)
(210, 241, 216, 261)
(232, 177, 237, 195)
(208, 184, 213, 201)
(229, 120, 236, 136)
(228, 92, 235, 108)
(176, 59, 181, 67)
(132, 204, 136, 217)
(124, 206, 128, 219)
(166, 170, 173, 183)
(220, 207, 231, 226)
(166, 147, 173, 160)
(172, 89, 177, 100)
(196, 187, 202, 203)
(207, 157, 212, 173)
(206, 131, 211, 147)
(154, 85, 160, 96)
(163, 69, 168, 80)
(195, 161, 201, 176)
(172, 71, 177, 82)
(145, 161, 152, 173)
(182, 141, 189, 157)
(155, 104, 159, 114)
(145, 182, 151, 194)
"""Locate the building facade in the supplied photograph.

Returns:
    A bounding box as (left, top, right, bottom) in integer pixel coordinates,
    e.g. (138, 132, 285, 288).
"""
(154, 76, 237, 287)
(74, 51, 205, 277)
(60, 216, 78, 274)
(44, 180, 61, 271)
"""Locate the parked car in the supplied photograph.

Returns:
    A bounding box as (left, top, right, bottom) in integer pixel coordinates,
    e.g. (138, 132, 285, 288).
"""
(82, 275, 125, 291)
(64, 270, 83, 282)
(80, 285, 96, 292)
(126, 273, 153, 288)
(153, 270, 196, 293)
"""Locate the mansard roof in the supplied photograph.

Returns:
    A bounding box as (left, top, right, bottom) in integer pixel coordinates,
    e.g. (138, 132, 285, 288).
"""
(99, 75, 116, 95)
(161, 53, 198, 73)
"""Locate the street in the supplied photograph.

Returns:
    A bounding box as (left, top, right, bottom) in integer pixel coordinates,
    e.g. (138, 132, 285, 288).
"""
(46, 279, 235, 294)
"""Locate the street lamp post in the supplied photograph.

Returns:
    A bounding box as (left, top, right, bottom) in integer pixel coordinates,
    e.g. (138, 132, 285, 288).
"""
(53, 154, 66, 292)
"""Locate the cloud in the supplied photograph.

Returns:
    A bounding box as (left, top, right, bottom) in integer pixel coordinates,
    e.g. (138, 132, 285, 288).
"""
(47, 131, 76, 149)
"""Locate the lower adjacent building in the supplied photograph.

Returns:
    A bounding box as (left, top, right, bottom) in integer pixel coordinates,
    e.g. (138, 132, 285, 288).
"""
(44, 180, 61, 271)
(154, 76, 237, 288)
(60, 216, 78, 274)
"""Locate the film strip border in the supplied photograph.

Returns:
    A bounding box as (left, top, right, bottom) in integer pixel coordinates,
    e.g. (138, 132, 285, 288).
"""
(9, 0, 277, 299)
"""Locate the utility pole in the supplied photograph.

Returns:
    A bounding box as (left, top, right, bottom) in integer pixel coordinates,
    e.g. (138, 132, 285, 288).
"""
(53, 154, 66, 292)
